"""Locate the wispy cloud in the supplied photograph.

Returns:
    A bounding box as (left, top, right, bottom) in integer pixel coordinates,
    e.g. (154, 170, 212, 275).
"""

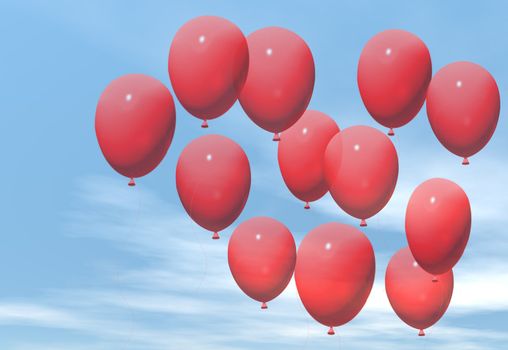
(0, 175, 501, 349)
(313, 153, 508, 237)
(0, 303, 82, 328)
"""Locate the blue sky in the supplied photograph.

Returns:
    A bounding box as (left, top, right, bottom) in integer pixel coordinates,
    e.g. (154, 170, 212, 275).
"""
(0, 1, 506, 349)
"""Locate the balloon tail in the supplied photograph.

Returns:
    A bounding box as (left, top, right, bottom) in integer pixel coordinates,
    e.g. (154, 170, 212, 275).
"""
(261, 302, 268, 309)
(201, 119, 209, 128)
(304, 202, 310, 210)
(273, 133, 280, 142)
(418, 329, 425, 337)
(360, 219, 367, 227)
(462, 157, 470, 165)
(212, 232, 220, 240)
(388, 128, 395, 136)
(327, 327, 335, 335)
(432, 276, 438, 283)
(128, 178, 136, 187)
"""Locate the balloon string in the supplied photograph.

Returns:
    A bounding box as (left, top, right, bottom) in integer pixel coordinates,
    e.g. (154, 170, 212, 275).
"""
(133, 187, 142, 337)
(193, 229, 209, 294)
(298, 318, 310, 350)
(297, 291, 311, 350)
(123, 184, 142, 344)
(302, 316, 310, 350)
(423, 326, 428, 350)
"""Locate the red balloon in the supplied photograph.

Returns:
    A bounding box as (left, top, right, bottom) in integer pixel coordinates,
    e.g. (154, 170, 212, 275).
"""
(295, 222, 375, 335)
(426, 61, 500, 165)
(176, 135, 251, 239)
(405, 178, 471, 275)
(386, 247, 454, 336)
(239, 27, 315, 140)
(168, 16, 249, 127)
(358, 30, 432, 135)
(324, 126, 399, 226)
(95, 74, 176, 186)
(228, 217, 296, 309)
(278, 110, 340, 209)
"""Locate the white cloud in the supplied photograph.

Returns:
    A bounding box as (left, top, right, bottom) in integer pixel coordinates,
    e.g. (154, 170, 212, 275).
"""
(0, 303, 82, 328)
(1, 175, 506, 350)
(313, 154, 508, 234)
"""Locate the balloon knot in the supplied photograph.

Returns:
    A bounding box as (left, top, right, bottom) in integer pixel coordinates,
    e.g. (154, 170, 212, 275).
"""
(360, 219, 367, 227)
(418, 329, 425, 337)
(304, 202, 310, 210)
(261, 302, 268, 309)
(462, 157, 470, 165)
(212, 232, 220, 240)
(201, 120, 209, 128)
(273, 133, 280, 142)
(128, 178, 136, 187)
(432, 276, 438, 283)
(327, 327, 335, 335)
(388, 128, 395, 136)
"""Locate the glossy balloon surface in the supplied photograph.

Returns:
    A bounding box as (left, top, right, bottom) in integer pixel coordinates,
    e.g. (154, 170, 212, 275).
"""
(95, 74, 176, 180)
(406, 178, 471, 275)
(295, 223, 375, 329)
(324, 126, 399, 223)
(239, 27, 315, 134)
(386, 247, 454, 333)
(278, 110, 340, 204)
(176, 135, 251, 236)
(169, 16, 249, 122)
(228, 217, 296, 305)
(358, 30, 432, 130)
(426, 61, 500, 162)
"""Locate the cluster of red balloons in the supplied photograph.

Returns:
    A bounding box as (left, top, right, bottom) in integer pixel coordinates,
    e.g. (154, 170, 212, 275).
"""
(385, 178, 471, 336)
(356, 30, 484, 336)
(94, 17, 500, 338)
(358, 30, 500, 165)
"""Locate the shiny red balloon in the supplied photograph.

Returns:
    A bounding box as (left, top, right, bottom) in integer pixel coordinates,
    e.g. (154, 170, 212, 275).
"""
(176, 135, 251, 239)
(168, 16, 249, 127)
(406, 178, 471, 275)
(295, 222, 375, 335)
(278, 110, 340, 209)
(239, 27, 315, 140)
(386, 247, 454, 336)
(95, 74, 176, 186)
(426, 61, 500, 165)
(358, 30, 432, 135)
(324, 126, 399, 226)
(228, 217, 296, 309)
